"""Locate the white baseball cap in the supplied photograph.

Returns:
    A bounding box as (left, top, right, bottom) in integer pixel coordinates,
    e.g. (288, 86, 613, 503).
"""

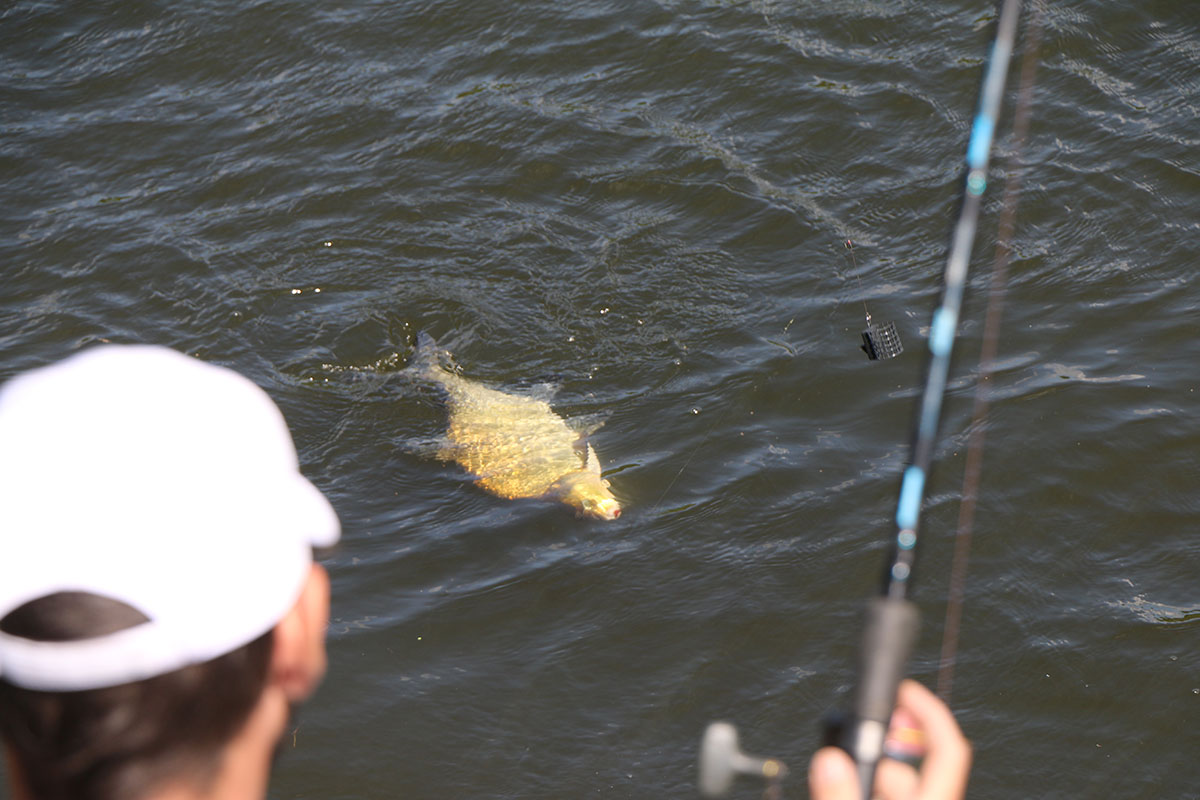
(0, 345, 340, 692)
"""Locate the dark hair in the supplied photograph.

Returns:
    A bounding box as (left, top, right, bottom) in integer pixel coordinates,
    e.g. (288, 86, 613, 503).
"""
(0, 592, 273, 800)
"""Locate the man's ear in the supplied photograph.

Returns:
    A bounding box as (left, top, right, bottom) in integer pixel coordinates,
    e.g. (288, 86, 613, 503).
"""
(270, 563, 330, 703)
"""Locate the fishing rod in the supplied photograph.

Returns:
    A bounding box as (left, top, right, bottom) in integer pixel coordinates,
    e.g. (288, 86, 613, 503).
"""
(836, 2, 1022, 795)
(938, 0, 1043, 705)
(699, 1, 1024, 796)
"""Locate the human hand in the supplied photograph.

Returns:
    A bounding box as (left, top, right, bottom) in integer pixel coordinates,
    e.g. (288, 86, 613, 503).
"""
(808, 680, 971, 800)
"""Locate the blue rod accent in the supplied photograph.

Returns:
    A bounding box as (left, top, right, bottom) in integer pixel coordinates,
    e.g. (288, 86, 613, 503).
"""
(895, 466, 926, 530)
(966, 114, 996, 169)
(929, 308, 957, 357)
(887, 0, 1020, 566)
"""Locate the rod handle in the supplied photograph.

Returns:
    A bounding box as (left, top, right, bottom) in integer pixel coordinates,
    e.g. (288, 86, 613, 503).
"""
(846, 596, 919, 799)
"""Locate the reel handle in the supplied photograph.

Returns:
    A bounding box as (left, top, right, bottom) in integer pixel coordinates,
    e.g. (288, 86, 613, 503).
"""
(698, 721, 788, 798)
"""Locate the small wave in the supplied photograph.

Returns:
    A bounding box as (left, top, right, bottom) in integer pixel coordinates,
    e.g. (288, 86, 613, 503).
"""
(1111, 595, 1200, 626)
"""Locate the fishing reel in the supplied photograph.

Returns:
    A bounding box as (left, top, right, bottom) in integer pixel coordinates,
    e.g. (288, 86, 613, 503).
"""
(698, 596, 919, 800)
(698, 721, 788, 800)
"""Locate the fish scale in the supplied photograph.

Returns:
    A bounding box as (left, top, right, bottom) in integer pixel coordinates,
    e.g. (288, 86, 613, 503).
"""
(414, 334, 621, 520)
(441, 377, 582, 499)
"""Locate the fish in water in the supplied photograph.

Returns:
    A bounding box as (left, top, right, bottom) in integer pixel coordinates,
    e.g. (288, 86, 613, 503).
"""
(410, 334, 621, 520)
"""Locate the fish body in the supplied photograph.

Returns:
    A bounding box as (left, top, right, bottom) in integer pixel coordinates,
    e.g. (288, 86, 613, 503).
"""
(413, 335, 621, 520)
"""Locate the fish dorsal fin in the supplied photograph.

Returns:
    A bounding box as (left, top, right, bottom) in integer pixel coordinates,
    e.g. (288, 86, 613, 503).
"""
(585, 443, 602, 476)
(525, 381, 560, 403)
(567, 411, 609, 438)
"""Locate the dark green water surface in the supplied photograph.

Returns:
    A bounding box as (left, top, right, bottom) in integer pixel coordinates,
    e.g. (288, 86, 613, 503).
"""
(2, 1, 1198, 798)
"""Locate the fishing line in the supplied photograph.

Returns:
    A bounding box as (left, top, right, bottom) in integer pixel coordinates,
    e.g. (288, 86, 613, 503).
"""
(660, 239, 896, 513)
(843, 239, 872, 323)
(651, 401, 727, 515)
(844, 240, 903, 361)
(937, 0, 1044, 705)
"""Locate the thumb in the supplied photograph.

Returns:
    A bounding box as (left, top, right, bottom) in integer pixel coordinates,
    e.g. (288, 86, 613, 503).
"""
(809, 747, 861, 800)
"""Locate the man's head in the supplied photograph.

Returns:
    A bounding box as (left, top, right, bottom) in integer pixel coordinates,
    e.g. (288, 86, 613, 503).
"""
(0, 345, 340, 800)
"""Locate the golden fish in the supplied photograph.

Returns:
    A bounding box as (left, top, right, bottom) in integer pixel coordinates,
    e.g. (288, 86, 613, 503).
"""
(412, 334, 621, 520)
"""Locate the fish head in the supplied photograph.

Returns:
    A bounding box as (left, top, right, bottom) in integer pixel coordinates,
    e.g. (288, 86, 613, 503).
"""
(553, 471, 622, 520)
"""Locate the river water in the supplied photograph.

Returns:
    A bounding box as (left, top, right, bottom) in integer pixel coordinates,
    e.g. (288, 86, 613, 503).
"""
(2, 1, 1197, 798)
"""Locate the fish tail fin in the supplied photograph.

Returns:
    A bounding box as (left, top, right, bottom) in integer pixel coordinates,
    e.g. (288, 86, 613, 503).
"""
(407, 332, 443, 380)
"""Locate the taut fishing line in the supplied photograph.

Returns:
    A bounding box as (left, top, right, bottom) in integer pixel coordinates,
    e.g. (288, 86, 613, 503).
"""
(844, 240, 904, 361)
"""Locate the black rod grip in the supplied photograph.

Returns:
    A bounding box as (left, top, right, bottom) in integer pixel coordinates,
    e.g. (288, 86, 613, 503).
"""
(846, 596, 919, 799)
(856, 597, 919, 722)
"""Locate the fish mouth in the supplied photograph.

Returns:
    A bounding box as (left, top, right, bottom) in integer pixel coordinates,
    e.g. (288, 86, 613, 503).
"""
(599, 503, 621, 521)
(573, 490, 621, 520)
